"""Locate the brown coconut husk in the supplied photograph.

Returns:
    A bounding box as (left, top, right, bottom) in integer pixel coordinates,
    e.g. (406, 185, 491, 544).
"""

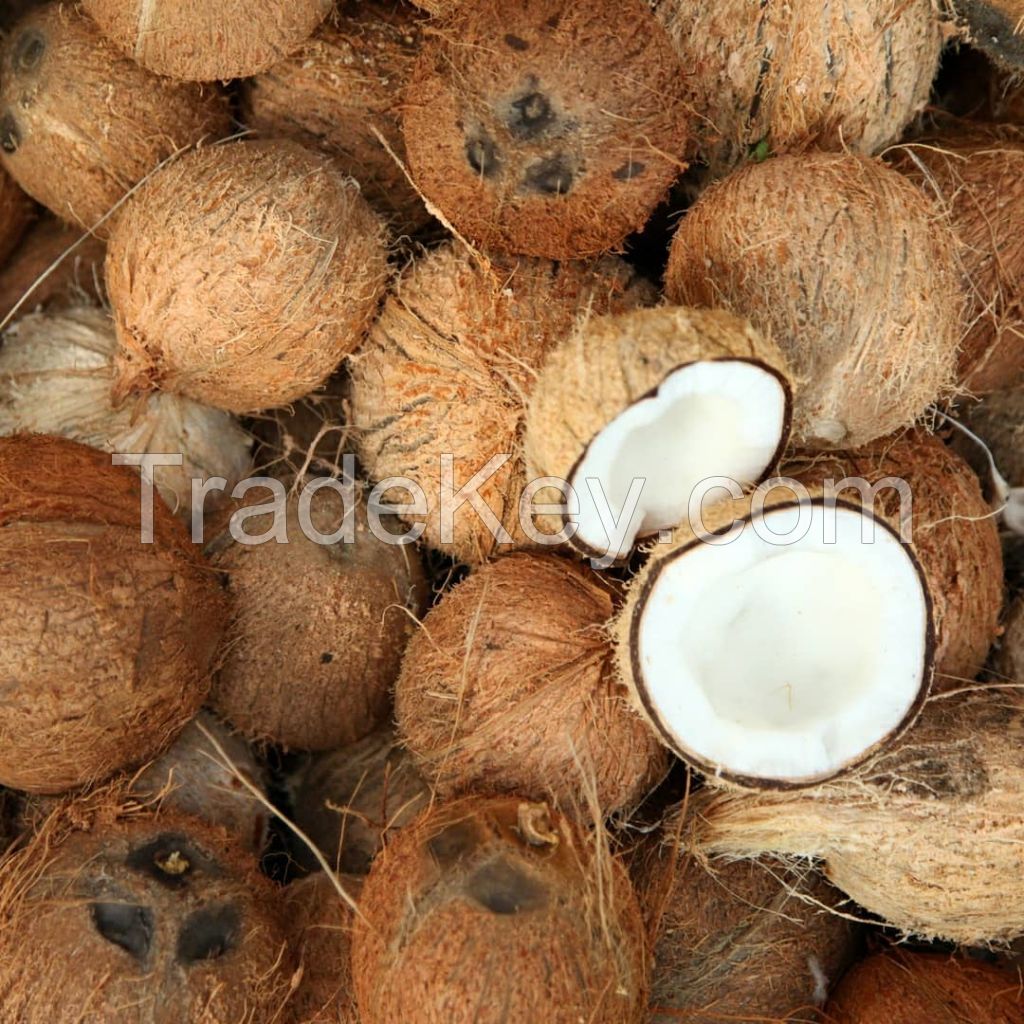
(406, 0, 455, 14)
(401, 0, 692, 259)
(351, 794, 649, 1024)
(0, 167, 31, 268)
(665, 152, 964, 449)
(996, 594, 1024, 683)
(107, 139, 390, 414)
(207, 483, 428, 752)
(347, 242, 655, 564)
(0, 435, 226, 794)
(826, 947, 1024, 1023)
(958, 383, 1024, 485)
(652, 0, 942, 179)
(244, 2, 430, 236)
(952, 0, 1024, 69)
(396, 553, 668, 819)
(291, 727, 431, 875)
(81, 0, 332, 81)
(0, 5, 230, 236)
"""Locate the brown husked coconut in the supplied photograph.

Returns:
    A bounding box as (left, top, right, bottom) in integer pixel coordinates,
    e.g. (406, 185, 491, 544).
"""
(0, 813, 294, 1023)
(245, 3, 429, 235)
(786, 430, 1003, 688)
(652, 0, 942, 177)
(0, 307, 253, 523)
(0, 5, 230, 235)
(666, 152, 964, 449)
(81, 0, 332, 81)
(997, 594, 1024, 682)
(291, 727, 431, 875)
(827, 947, 1024, 1023)
(952, 0, 1024, 69)
(406, 0, 454, 14)
(352, 795, 649, 1024)
(960, 383, 1024, 486)
(524, 305, 793, 561)
(107, 139, 390, 415)
(401, 0, 692, 259)
(348, 242, 655, 564)
(633, 849, 857, 1022)
(397, 554, 667, 818)
(208, 484, 428, 752)
(0, 435, 226, 794)
(686, 689, 1024, 945)
(0, 167, 31, 268)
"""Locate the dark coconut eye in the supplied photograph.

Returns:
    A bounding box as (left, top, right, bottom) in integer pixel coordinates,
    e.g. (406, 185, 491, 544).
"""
(13, 31, 45, 72)
(0, 113, 20, 155)
(177, 904, 240, 964)
(91, 902, 155, 961)
(509, 90, 555, 138)
(427, 819, 481, 868)
(126, 834, 202, 887)
(466, 134, 500, 177)
(466, 859, 549, 915)
(523, 154, 575, 195)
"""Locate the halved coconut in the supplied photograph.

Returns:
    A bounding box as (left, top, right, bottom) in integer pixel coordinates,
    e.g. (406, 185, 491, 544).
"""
(525, 305, 792, 562)
(615, 488, 934, 787)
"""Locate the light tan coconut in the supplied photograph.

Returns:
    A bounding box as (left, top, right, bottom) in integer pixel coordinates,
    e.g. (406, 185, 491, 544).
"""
(0, 167, 31, 268)
(401, 0, 693, 259)
(351, 795, 649, 1024)
(666, 152, 964, 449)
(244, 3, 429, 235)
(0, 4, 230, 235)
(406, 0, 454, 14)
(81, 0, 332, 81)
(348, 242, 655, 564)
(952, 0, 1024, 69)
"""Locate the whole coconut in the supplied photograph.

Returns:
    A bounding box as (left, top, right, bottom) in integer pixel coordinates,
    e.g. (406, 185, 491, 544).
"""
(952, 0, 1024, 69)
(0, 167, 31, 268)
(81, 0, 332, 81)
(351, 795, 649, 1024)
(401, 0, 693, 258)
(666, 152, 964, 449)
(107, 139, 390, 415)
(0, 435, 226, 794)
(0, 4, 230, 235)
(348, 242, 655, 564)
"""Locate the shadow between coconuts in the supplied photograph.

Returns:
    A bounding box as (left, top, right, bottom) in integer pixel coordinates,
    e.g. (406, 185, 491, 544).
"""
(624, 496, 937, 791)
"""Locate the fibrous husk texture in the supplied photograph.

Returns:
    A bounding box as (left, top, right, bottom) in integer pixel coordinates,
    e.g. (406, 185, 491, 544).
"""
(0, 167, 31, 268)
(0, 307, 254, 522)
(347, 242, 655, 564)
(81, 0, 333, 81)
(401, 0, 692, 259)
(108, 139, 391, 414)
(208, 485, 428, 751)
(0, 435, 226, 794)
(683, 688, 1024, 945)
(997, 594, 1024, 683)
(651, 0, 942, 177)
(666, 152, 964, 449)
(0, 4, 230, 235)
(351, 795, 649, 1024)
(951, 0, 1024, 69)
(785, 430, 1003, 688)
(396, 553, 668, 818)
(245, 3, 430, 235)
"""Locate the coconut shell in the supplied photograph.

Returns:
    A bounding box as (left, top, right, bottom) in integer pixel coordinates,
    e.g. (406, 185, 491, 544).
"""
(351, 795, 649, 1024)
(0, 435, 226, 794)
(0, 167, 31, 268)
(396, 553, 668, 818)
(81, 0, 332, 81)
(665, 152, 964, 449)
(401, 0, 692, 259)
(208, 485, 428, 752)
(244, 3, 430, 236)
(826, 948, 1024, 1023)
(954, 0, 1024, 69)
(348, 242, 655, 564)
(0, 5, 230, 236)
(107, 139, 390, 414)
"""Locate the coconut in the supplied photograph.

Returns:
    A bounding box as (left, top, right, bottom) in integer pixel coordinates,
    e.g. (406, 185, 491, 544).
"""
(348, 242, 655, 564)
(244, 3, 430, 236)
(997, 594, 1024, 682)
(397, 553, 668, 818)
(291, 727, 431, 875)
(207, 484, 428, 752)
(0, 435, 226, 794)
(0, 812, 294, 1022)
(524, 305, 793, 562)
(406, 0, 454, 14)
(665, 152, 964, 449)
(81, 0, 332, 81)
(651, 0, 942, 178)
(0, 167, 31, 268)
(351, 795, 649, 1024)
(400, 0, 692, 259)
(107, 139, 390, 415)
(0, 307, 253, 523)
(959, 384, 1024, 485)
(953, 0, 1024, 69)
(0, 4, 230, 236)
(827, 948, 1024, 1022)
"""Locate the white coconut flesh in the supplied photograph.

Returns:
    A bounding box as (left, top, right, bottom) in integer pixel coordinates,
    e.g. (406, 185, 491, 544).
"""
(569, 360, 787, 560)
(634, 503, 931, 784)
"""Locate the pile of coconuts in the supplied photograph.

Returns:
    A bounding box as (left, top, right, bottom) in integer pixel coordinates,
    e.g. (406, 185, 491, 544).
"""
(0, 1, 1023, 1021)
